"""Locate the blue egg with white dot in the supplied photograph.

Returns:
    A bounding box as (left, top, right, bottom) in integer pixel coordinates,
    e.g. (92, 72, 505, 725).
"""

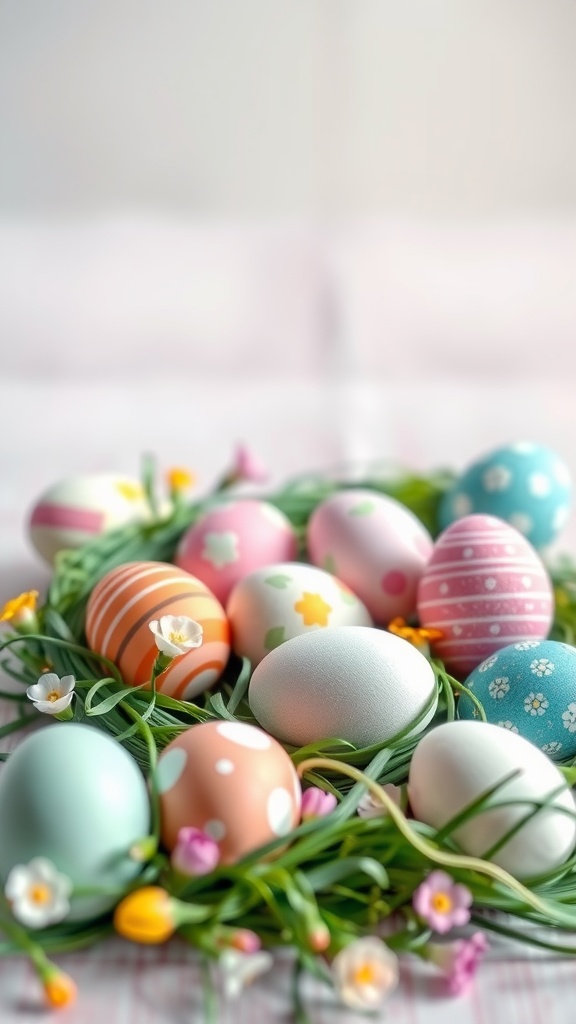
(439, 443, 572, 548)
(458, 640, 576, 759)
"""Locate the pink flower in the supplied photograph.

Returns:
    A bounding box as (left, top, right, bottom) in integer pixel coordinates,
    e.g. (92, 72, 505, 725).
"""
(171, 827, 220, 877)
(229, 929, 262, 954)
(301, 787, 338, 821)
(230, 444, 268, 484)
(426, 932, 489, 996)
(412, 871, 472, 934)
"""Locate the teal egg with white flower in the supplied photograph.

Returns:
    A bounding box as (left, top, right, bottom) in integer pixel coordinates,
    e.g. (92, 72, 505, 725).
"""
(439, 443, 572, 548)
(458, 640, 576, 759)
(0, 724, 150, 920)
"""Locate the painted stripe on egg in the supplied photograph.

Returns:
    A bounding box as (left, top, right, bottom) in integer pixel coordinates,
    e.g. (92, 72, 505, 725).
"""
(418, 590, 552, 609)
(88, 563, 174, 642)
(31, 503, 105, 532)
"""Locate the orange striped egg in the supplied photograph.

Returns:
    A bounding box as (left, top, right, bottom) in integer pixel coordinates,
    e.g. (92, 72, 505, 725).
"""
(85, 561, 230, 700)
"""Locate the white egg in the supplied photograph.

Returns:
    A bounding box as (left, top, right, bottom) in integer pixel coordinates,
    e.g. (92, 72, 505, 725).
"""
(226, 561, 372, 667)
(249, 625, 438, 748)
(408, 720, 576, 878)
(28, 473, 150, 564)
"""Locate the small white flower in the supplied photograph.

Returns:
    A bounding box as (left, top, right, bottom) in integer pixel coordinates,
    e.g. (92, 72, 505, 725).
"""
(26, 673, 75, 715)
(201, 531, 239, 569)
(332, 936, 399, 1011)
(514, 641, 540, 651)
(530, 658, 554, 678)
(5, 858, 72, 929)
(482, 465, 512, 492)
(509, 512, 533, 536)
(452, 493, 473, 517)
(488, 677, 510, 700)
(562, 703, 576, 733)
(528, 472, 552, 498)
(218, 949, 274, 999)
(148, 616, 203, 657)
(479, 655, 498, 673)
(542, 741, 562, 755)
(357, 785, 402, 819)
(497, 721, 519, 733)
(523, 692, 549, 716)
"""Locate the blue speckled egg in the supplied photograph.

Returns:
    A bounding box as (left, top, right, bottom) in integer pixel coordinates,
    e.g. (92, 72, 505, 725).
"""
(0, 724, 150, 919)
(439, 443, 572, 548)
(458, 640, 576, 759)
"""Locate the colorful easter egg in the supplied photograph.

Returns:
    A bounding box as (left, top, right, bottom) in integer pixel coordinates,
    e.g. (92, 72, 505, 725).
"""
(417, 514, 554, 675)
(458, 640, 576, 759)
(306, 489, 433, 624)
(439, 443, 572, 548)
(408, 720, 576, 878)
(175, 499, 298, 605)
(249, 626, 438, 748)
(226, 561, 372, 666)
(28, 473, 150, 564)
(85, 561, 230, 699)
(0, 724, 150, 920)
(157, 721, 301, 862)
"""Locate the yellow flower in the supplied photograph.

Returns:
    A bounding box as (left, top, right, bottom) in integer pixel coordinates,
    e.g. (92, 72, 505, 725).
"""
(113, 886, 177, 944)
(115, 480, 145, 502)
(0, 590, 39, 625)
(388, 617, 443, 649)
(294, 592, 333, 627)
(42, 968, 77, 1010)
(167, 467, 196, 492)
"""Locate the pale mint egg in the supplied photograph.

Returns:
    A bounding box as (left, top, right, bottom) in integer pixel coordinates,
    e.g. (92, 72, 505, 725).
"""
(0, 724, 150, 920)
(439, 443, 571, 548)
(458, 640, 576, 760)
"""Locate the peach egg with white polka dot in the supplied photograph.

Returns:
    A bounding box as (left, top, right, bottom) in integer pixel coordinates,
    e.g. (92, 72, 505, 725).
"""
(306, 489, 433, 624)
(157, 721, 302, 863)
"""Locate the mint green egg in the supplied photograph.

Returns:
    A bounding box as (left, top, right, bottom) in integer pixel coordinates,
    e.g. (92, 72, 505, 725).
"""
(0, 723, 150, 920)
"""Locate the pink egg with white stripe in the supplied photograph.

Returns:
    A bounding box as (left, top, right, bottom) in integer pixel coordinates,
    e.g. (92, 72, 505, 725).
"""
(417, 514, 554, 675)
(28, 473, 150, 565)
(175, 499, 298, 605)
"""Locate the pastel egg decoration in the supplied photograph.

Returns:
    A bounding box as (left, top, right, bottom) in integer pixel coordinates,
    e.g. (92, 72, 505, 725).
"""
(306, 489, 433, 624)
(85, 561, 230, 700)
(417, 514, 554, 676)
(0, 723, 150, 920)
(28, 472, 150, 565)
(438, 443, 572, 548)
(157, 721, 301, 862)
(408, 720, 576, 878)
(226, 561, 372, 667)
(458, 640, 576, 760)
(175, 499, 298, 606)
(249, 625, 438, 748)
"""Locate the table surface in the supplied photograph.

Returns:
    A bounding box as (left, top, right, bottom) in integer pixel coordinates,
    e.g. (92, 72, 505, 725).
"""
(1, 374, 575, 1023)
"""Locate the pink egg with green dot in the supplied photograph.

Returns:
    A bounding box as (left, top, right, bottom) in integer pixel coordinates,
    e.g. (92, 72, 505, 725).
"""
(175, 499, 298, 605)
(157, 721, 301, 864)
(306, 489, 433, 624)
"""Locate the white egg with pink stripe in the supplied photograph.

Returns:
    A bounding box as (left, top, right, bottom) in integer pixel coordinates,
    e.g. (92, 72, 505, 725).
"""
(417, 514, 554, 675)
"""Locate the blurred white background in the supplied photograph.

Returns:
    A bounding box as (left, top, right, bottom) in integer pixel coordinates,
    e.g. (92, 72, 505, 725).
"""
(1, 0, 576, 571)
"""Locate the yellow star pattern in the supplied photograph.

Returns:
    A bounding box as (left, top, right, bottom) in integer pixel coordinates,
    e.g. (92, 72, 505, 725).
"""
(294, 592, 332, 627)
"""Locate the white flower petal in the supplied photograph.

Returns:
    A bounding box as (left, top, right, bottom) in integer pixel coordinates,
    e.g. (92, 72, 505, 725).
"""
(220, 950, 273, 999)
(31, 693, 74, 715)
(4, 866, 31, 900)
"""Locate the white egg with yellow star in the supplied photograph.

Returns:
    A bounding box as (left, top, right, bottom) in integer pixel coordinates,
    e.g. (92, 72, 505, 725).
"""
(226, 562, 372, 666)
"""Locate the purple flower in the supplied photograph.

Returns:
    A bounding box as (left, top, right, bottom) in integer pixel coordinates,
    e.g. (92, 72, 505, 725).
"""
(301, 787, 338, 821)
(171, 827, 220, 877)
(412, 871, 472, 934)
(426, 931, 489, 996)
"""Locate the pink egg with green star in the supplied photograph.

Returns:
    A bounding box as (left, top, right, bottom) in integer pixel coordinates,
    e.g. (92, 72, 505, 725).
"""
(175, 499, 298, 605)
(306, 489, 433, 624)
